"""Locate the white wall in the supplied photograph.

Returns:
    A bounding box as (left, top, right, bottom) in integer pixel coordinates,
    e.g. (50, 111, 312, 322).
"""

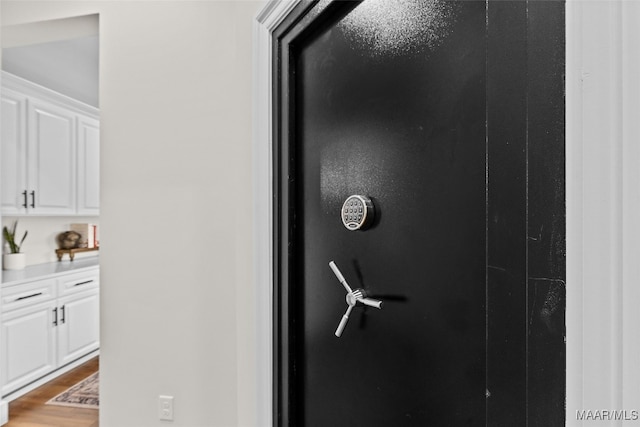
(1, 216, 99, 265)
(1, 1, 262, 426)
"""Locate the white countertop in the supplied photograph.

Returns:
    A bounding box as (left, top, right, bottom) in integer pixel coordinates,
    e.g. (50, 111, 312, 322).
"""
(2, 257, 99, 287)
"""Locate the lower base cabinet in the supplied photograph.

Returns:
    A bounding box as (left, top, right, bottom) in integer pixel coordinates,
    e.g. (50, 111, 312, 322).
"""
(58, 290, 100, 366)
(0, 267, 99, 398)
(1, 301, 57, 395)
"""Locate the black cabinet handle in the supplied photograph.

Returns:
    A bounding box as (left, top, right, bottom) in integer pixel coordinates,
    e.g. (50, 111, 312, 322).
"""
(22, 190, 27, 208)
(30, 191, 35, 208)
(15, 292, 43, 302)
(61, 305, 66, 324)
(53, 307, 58, 326)
(74, 280, 94, 287)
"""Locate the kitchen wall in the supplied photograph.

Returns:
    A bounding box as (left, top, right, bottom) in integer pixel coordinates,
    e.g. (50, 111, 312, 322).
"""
(1, 1, 261, 426)
(1, 217, 99, 264)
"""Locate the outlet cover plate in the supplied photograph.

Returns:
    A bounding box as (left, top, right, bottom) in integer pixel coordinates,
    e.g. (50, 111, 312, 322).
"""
(158, 395, 174, 421)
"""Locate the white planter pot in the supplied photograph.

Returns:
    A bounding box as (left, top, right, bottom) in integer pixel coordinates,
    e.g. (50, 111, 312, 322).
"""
(3, 253, 26, 270)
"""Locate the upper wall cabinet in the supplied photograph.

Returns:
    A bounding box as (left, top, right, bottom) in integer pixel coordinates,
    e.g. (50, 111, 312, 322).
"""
(27, 99, 76, 215)
(1, 72, 99, 216)
(77, 117, 100, 216)
(1, 88, 27, 215)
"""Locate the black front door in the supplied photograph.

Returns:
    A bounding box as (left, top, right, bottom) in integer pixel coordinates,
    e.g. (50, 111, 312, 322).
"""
(273, 1, 565, 426)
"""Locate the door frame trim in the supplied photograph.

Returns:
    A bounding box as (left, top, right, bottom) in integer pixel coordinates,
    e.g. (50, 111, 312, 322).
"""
(253, 1, 301, 424)
(566, 0, 640, 424)
(254, 1, 639, 426)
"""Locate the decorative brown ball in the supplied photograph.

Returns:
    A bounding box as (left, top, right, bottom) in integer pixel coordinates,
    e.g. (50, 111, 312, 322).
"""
(58, 231, 82, 249)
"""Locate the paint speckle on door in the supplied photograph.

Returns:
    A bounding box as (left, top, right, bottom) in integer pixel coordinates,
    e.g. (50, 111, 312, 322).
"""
(339, 0, 459, 58)
(319, 131, 402, 214)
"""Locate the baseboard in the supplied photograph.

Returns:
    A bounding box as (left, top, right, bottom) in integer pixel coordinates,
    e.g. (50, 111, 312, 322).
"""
(0, 400, 7, 425)
(3, 349, 99, 403)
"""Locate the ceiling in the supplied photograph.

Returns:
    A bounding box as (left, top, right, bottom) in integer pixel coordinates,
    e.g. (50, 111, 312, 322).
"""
(3, 35, 99, 107)
(2, 16, 99, 108)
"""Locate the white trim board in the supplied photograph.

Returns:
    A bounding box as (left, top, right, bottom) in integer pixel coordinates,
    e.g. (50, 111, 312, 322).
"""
(620, 0, 640, 418)
(254, 1, 640, 426)
(566, 1, 640, 425)
(1, 71, 99, 119)
(0, 401, 6, 426)
(253, 1, 302, 425)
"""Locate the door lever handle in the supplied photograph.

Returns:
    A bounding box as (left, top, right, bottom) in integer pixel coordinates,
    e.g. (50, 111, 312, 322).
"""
(329, 261, 383, 337)
(359, 297, 383, 309)
(335, 305, 354, 338)
(329, 261, 352, 293)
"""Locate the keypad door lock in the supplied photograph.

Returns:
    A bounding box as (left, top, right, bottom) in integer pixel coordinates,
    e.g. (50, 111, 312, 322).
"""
(341, 195, 374, 231)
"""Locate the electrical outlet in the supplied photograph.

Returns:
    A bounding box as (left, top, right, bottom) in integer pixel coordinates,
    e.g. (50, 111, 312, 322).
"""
(159, 395, 174, 421)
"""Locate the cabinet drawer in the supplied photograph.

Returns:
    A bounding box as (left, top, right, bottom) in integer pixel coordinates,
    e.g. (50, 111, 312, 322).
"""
(1, 279, 56, 313)
(57, 269, 99, 297)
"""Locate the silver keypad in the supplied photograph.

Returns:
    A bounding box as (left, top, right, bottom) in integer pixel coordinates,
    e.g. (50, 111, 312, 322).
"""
(341, 195, 374, 231)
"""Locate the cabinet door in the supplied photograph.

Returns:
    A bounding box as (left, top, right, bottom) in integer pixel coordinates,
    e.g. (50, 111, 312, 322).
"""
(1, 89, 27, 215)
(1, 301, 57, 396)
(27, 99, 76, 215)
(57, 290, 99, 366)
(77, 116, 100, 215)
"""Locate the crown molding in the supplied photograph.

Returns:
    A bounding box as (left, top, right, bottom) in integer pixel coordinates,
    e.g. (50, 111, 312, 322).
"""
(1, 71, 99, 119)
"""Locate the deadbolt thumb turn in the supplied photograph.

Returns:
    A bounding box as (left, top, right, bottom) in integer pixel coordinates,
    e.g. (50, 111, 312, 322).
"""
(329, 261, 382, 337)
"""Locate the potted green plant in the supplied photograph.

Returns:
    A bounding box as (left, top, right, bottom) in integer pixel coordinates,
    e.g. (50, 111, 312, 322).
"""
(3, 221, 27, 270)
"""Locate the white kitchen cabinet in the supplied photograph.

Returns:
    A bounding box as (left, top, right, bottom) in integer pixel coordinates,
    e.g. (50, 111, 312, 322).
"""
(0, 300, 57, 396)
(77, 116, 100, 215)
(0, 72, 99, 216)
(57, 289, 99, 366)
(0, 265, 99, 398)
(0, 89, 27, 215)
(27, 99, 77, 215)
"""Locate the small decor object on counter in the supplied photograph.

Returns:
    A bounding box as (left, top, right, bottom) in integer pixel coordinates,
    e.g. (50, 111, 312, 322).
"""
(3, 220, 28, 270)
(56, 228, 99, 261)
(58, 231, 82, 249)
(70, 223, 97, 248)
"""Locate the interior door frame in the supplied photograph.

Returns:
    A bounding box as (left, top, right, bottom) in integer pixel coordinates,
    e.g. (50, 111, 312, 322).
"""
(253, 1, 640, 426)
(565, 1, 640, 424)
(257, 2, 360, 424)
(253, 2, 301, 424)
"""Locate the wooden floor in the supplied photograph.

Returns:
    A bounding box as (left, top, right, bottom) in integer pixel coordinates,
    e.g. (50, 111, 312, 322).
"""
(5, 357, 99, 427)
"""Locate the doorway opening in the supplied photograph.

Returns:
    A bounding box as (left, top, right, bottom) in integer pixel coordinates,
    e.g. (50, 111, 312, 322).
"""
(0, 14, 101, 426)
